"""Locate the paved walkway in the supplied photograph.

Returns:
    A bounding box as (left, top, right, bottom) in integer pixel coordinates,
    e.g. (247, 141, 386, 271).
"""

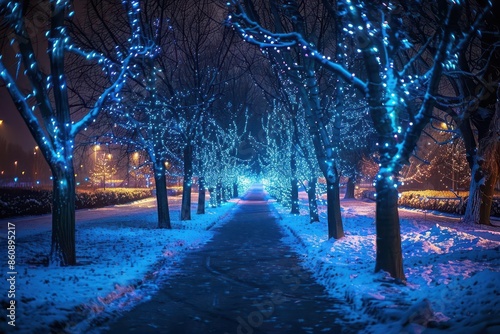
(104, 185, 359, 333)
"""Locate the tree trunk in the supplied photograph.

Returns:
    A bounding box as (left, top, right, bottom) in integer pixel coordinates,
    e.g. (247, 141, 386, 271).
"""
(233, 182, 238, 198)
(291, 177, 300, 215)
(479, 166, 497, 225)
(464, 139, 499, 225)
(208, 187, 216, 207)
(327, 179, 344, 239)
(464, 99, 500, 225)
(50, 163, 76, 266)
(290, 150, 300, 214)
(197, 176, 206, 214)
(307, 179, 319, 223)
(344, 176, 355, 199)
(374, 176, 405, 282)
(181, 143, 193, 221)
(464, 161, 482, 224)
(154, 161, 171, 228)
(216, 181, 222, 206)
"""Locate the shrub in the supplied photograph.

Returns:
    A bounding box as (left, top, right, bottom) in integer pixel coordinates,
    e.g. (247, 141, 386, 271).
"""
(361, 190, 499, 217)
(0, 188, 152, 219)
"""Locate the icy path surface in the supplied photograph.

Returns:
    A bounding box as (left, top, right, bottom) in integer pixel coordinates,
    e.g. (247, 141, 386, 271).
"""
(103, 185, 361, 334)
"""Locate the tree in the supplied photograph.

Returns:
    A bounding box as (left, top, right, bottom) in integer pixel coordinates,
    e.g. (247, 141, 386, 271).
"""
(70, 0, 180, 229)
(199, 118, 249, 208)
(142, 0, 236, 221)
(230, 0, 345, 240)
(91, 153, 117, 190)
(228, 0, 489, 281)
(439, 1, 500, 225)
(0, 0, 153, 265)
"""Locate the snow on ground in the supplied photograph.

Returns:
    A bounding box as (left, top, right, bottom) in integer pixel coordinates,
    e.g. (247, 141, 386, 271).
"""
(0, 194, 239, 333)
(271, 192, 500, 334)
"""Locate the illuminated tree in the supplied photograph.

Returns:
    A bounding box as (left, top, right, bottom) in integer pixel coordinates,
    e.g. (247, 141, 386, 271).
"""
(230, 0, 345, 239)
(199, 117, 249, 208)
(434, 1, 500, 225)
(228, 0, 489, 281)
(337, 95, 375, 199)
(399, 121, 470, 192)
(128, 151, 149, 188)
(144, 0, 236, 221)
(0, 0, 153, 265)
(246, 56, 302, 214)
(91, 153, 117, 190)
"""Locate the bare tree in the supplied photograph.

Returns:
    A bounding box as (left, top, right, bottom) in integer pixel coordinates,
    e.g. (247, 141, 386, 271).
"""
(230, 0, 346, 239)
(228, 0, 489, 281)
(0, 0, 153, 265)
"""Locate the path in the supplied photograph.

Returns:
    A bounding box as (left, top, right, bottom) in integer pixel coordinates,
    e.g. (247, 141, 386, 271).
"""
(103, 185, 359, 334)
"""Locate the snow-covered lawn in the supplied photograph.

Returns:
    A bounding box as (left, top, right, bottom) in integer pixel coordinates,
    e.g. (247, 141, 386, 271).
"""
(271, 195, 500, 334)
(0, 194, 239, 333)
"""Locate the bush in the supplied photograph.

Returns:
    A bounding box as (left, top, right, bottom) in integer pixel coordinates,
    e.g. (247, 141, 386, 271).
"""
(361, 190, 499, 217)
(0, 188, 152, 219)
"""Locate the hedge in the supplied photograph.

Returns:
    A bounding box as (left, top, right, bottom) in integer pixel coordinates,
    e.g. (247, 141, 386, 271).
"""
(360, 190, 500, 217)
(0, 188, 152, 219)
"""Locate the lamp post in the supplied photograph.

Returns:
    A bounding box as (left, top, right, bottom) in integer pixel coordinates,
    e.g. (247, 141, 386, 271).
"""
(105, 153, 112, 189)
(33, 146, 39, 186)
(14, 160, 18, 186)
(94, 145, 100, 166)
(93, 145, 100, 188)
(133, 152, 139, 187)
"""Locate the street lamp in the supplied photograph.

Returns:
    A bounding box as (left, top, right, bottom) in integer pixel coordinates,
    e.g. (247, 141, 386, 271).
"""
(14, 161, 18, 186)
(94, 145, 100, 169)
(33, 146, 40, 186)
(94, 144, 100, 162)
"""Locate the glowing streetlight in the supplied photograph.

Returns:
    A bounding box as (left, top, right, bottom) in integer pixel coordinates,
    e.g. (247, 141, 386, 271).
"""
(94, 145, 100, 158)
(94, 144, 100, 168)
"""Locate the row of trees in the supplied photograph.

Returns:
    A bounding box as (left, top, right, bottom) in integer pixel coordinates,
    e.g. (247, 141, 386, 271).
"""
(0, 0, 256, 266)
(1, 1, 498, 286)
(227, 0, 499, 282)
